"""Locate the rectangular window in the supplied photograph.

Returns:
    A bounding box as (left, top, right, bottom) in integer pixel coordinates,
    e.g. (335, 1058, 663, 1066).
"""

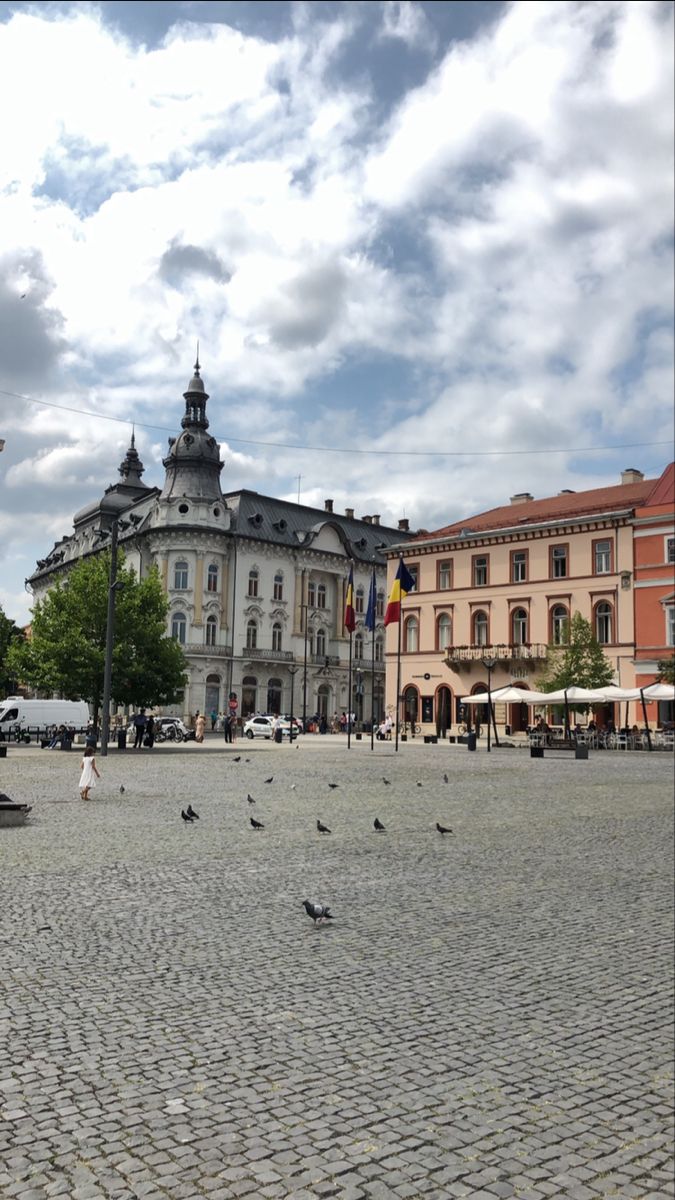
(667, 606, 675, 648)
(473, 555, 488, 587)
(594, 539, 612, 574)
(511, 550, 527, 583)
(438, 560, 452, 589)
(666, 536, 675, 565)
(406, 565, 418, 592)
(551, 546, 567, 579)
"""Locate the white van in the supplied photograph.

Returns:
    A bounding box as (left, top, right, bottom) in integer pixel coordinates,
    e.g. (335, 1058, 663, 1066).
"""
(0, 697, 91, 735)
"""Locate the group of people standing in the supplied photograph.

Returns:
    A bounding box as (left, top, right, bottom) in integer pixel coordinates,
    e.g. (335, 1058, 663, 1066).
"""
(131, 710, 155, 749)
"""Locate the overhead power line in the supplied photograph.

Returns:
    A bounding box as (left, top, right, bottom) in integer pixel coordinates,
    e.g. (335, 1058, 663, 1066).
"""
(0, 386, 671, 459)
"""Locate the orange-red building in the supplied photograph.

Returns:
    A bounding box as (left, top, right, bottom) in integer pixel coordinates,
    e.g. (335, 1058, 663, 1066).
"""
(633, 462, 675, 727)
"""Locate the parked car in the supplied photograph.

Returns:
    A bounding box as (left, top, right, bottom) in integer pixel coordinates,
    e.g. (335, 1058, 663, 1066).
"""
(243, 715, 294, 739)
(125, 716, 193, 742)
(279, 715, 304, 734)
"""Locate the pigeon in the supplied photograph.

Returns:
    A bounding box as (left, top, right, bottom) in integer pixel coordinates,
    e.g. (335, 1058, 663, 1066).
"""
(374, 818, 386, 832)
(119, 785, 125, 794)
(328, 783, 339, 790)
(436, 822, 453, 835)
(181, 810, 194, 823)
(264, 777, 274, 784)
(382, 777, 391, 785)
(443, 773, 449, 784)
(246, 793, 256, 805)
(316, 819, 331, 834)
(186, 804, 199, 820)
(245, 758, 251, 763)
(232, 756, 241, 763)
(302, 900, 333, 926)
(416, 782, 422, 788)
(290, 784, 297, 790)
(250, 816, 265, 830)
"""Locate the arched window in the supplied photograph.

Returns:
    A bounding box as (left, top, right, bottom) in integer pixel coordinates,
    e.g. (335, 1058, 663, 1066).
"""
(205, 615, 217, 646)
(272, 622, 282, 652)
(595, 601, 613, 645)
(247, 569, 259, 598)
(273, 572, 284, 601)
(171, 612, 187, 643)
(174, 561, 188, 590)
(405, 615, 419, 653)
(354, 633, 364, 660)
(207, 564, 218, 593)
(473, 610, 488, 646)
(437, 613, 452, 651)
(246, 619, 258, 649)
(315, 627, 326, 657)
(307, 580, 316, 606)
(317, 582, 326, 609)
(375, 638, 383, 662)
(376, 591, 384, 618)
(267, 677, 282, 715)
(551, 605, 569, 645)
(403, 685, 418, 725)
(242, 676, 257, 718)
(512, 608, 528, 645)
(355, 586, 364, 614)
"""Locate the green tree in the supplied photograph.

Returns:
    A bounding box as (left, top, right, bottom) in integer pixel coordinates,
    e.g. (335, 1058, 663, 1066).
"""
(656, 655, 675, 685)
(537, 611, 615, 694)
(7, 552, 187, 721)
(0, 606, 25, 696)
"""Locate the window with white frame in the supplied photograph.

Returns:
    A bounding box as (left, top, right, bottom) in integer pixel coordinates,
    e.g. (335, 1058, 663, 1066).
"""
(207, 564, 218, 592)
(512, 551, 527, 583)
(171, 612, 187, 643)
(438, 560, 452, 589)
(594, 540, 612, 574)
(375, 638, 383, 662)
(437, 613, 452, 651)
(405, 615, 419, 653)
(354, 633, 364, 660)
(247, 568, 259, 597)
(272, 622, 282, 652)
(316, 582, 327, 609)
(205, 615, 217, 646)
(246, 619, 258, 649)
(666, 537, 675, 565)
(473, 610, 488, 645)
(667, 604, 675, 647)
(307, 580, 316, 606)
(595, 602, 612, 645)
(474, 556, 488, 586)
(355, 586, 364, 614)
(273, 572, 284, 601)
(174, 561, 188, 590)
(315, 627, 326, 656)
(512, 608, 528, 644)
(551, 605, 569, 645)
(551, 546, 567, 578)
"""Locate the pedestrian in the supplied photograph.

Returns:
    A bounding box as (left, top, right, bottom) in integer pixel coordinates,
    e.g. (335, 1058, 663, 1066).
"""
(79, 745, 101, 801)
(210, 708, 218, 731)
(230, 712, 237, 742)
(223, 714, 232, 743)
(195, 712, 206, 743)
(48, 723, 66, 750)
(145, 715, 155, 749)
(132, 709, 147, 749)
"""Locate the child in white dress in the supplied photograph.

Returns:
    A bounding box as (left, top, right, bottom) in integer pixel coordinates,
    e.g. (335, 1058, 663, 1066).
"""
(79, 746, 101, 800)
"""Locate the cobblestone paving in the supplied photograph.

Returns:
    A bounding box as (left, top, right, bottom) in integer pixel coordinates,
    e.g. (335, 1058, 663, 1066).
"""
(0, 740, 673, 1200)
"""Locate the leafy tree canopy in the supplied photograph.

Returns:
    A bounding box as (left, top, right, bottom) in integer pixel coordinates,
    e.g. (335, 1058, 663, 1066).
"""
(0, 606, 25, 696)
(537, 611, 615, 695)
(7, 552, 187, 717)
(657, 655, 675, 685)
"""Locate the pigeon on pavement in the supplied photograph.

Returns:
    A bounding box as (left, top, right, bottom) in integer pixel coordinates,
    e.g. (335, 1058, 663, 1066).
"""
(181, 810, 194, 823)
(290, 784, 297, 790)
(250, 816, 265, 830)
(232, 756, 241, 763)
(328, 783, 339, 789)
(264, 776, 274, 784)
(374, 818, 386, 832)
(443, 773, 449, 784)
(247, 793, 255, 804)
(436, 822, 453, 835)
(382, 777, 391, 785)
(119, 785, 125, 794)
(317, 819, 331, 834)
(186, 804, 199, 820)
(303, 900, 333, 926)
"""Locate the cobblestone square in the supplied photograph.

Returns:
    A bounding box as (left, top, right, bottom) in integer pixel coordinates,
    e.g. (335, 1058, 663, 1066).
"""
(1, 740, 673, 1199)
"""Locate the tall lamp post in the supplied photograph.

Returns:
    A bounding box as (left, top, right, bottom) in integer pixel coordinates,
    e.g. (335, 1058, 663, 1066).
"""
(355, 668, 364, 731)
(288, 665, 299, 742)
(481, 654, 498, 753)
(100, 509, 123, 758)
(301, 605, 318, 728)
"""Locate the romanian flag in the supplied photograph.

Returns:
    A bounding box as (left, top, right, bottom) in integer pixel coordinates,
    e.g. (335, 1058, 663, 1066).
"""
(344, 565, 356, 634)
(384, 558, 415, 626)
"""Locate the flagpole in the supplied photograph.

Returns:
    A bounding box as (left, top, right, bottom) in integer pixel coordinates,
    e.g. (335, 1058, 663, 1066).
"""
(347, 630, 353, 750)
(395, 613, 402, 753)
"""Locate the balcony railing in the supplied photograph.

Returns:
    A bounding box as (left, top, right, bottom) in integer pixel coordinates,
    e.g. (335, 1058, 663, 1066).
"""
(185, 643, 232, 658)
(311, 653, 340, 666)
(444, 643, 548, 668)
(242, 647, 296, 662)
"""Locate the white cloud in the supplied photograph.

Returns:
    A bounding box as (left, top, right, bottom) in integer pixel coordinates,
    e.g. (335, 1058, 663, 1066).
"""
(379, 2, 436, 53)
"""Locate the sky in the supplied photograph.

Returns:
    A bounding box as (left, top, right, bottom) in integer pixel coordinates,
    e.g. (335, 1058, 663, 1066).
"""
(0, 0, 673, 625)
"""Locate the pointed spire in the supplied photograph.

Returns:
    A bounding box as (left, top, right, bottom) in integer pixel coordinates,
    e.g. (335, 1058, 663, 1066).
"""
(195, 340, 200, 372)
(118, 430, 145, 484)
(131, 425, 136, 450)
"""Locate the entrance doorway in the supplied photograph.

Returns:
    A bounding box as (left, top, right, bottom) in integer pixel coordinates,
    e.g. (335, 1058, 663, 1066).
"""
(205, 675, 220, 718)
(436, 686, 452, 737)
(317, 683, 331, 719)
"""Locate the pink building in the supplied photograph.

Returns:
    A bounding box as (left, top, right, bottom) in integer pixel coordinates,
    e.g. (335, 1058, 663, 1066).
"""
(385, 467, 673, 737)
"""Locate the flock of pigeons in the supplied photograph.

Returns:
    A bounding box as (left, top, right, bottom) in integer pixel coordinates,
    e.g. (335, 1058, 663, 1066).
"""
(173, 764, 455, 926)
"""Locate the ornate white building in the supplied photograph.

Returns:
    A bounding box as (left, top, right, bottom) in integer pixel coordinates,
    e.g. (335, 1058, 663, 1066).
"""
(28, 362, 411, 725)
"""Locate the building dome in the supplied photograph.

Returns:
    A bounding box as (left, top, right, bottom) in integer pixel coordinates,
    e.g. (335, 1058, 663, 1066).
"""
(160, 358, 224, 503)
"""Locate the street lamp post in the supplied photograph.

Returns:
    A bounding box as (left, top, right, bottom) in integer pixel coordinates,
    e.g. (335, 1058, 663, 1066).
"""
(355, 668, 364, 731)
(288, 665, 299, 742)
(100, 514, 121, 758)
(481, 654, 498, 752)
(301, 605, 318, 728)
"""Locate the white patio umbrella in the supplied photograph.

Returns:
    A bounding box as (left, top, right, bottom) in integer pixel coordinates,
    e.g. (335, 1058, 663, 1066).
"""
(641, 683, 675, 700)
(535, 685, 608, 738)
(459, 686, 546, 703)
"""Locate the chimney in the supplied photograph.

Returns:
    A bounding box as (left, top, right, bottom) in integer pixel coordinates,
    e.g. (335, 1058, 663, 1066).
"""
(621, 468, 644, 485)
(559, 489, 575, 495)
(362, 515, 372, 524)
(510, 492, 534, 505)
(324, 498, 333, 513)
(345, 507, 354, 519)
(398, 518, 409, 532)
(372, 514, 380, 525)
